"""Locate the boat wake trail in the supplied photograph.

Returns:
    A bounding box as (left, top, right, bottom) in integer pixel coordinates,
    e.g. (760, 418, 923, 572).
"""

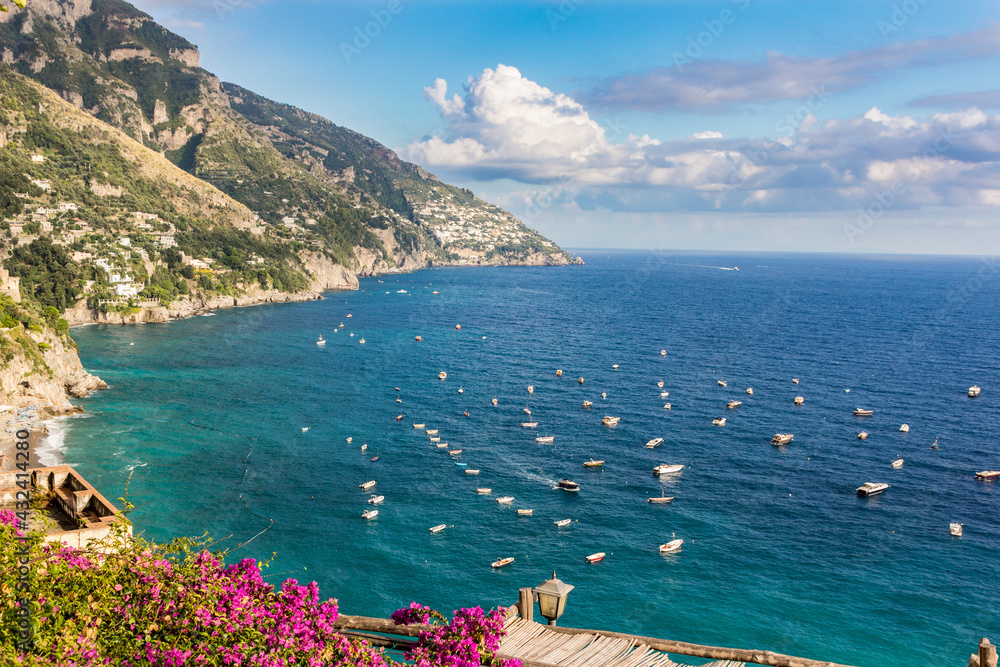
(669, 263, 740, 271)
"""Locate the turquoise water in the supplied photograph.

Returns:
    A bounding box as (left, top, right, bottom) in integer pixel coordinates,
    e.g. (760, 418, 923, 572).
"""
(54, 252, 1000, 666)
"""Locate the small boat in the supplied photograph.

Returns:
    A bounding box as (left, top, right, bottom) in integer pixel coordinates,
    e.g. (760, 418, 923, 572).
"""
(612, 364, 619, 370)
(432, 291, 439, 294)
(602, 415, 620, 427)
(659, 538, 683, 553)
(853, 408, 874, 416)
(448, 449, 462, 456)
(496, 496, 515, 504)
(517, 509, 533, 516)
(858, 431, 869, 440)
(645, 437, 664, 449)
(556, 369, 563, 376)
(359, 338, 365, 344)
(931, 437, 939, 449)
(346, 314, 352, 318)
(657, 381, 665, 388)
(492, 398, 498, 406)
(969, 385, 982, 398)
(347, 437, 353, 444)
(439, 372, 447, 380)
(436, 443, 448, 448)
(396, 398, 402, 403)
(794, 396, 804, 405)
(857, 482, 889, 496)
(316, 336, 326, 346)
(582, 400, 593, 408)
(583, 459, 605, 468)
(415, 336, 422, 342)
(477, 488, 492, 495)
(578, 377, 585, 384)
(455, 462, 467, 468)
(586, 552, 606, 563)
(892, 458, 904, 469)
(524, 408, 532, 414)
(950, 523, 964, 537)
(536, 436, 555, 444)
(302, 427, 310, 433)
(661, 350, 666, 356)
(463, 411, 469, 417)
(458, 387, 464, 394)
(554, 519, 571, 527)
(663, 403, 672, 410)
(370, 455, 379, 462)
(349, 333, 354, 337)
(717, 380, 727, 387)
(396, 415, 403, 421)
(792, 378, 799, 384)
(660, 391, 669, 398)
(712, 417, 726, 426)
(430, 437, 441, 443)
(426, 429, 439, 436)
(368, 494, 384, 504)
(648, 492, 674, 504)
(527, 385, 534, 394)
(455, 324, 461, 330)
(521, 421, 539, 428)
(430, 524, 447, 533)
(602, 392, 607, 399)
(899, 424, 909, 432)
(359, 480, 376, 490)
(339, 322, 345, 328)
(975, 470, 1000, 480)
(362, 509, 378, 520)
(747, 388, 754, 395)
(361, 443, 368, 452)
(465, 469, 480, 475)
(491, 557, 514, 568)
(727, 401, 742, 409)
(654, 464, 684, 475)
(558, 479, 580, 491)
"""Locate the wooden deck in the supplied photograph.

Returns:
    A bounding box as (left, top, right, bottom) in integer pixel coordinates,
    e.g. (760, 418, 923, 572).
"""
(498, 617, 745, 667)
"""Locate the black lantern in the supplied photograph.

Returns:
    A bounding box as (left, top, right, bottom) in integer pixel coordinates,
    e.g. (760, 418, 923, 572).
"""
(532, 571, 574, 626)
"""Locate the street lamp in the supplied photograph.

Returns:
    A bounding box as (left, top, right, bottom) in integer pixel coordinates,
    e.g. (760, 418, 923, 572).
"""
(532, 571, 574, 626)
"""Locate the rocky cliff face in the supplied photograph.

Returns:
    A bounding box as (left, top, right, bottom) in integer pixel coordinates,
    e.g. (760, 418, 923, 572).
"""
(0, 328, 106, 413)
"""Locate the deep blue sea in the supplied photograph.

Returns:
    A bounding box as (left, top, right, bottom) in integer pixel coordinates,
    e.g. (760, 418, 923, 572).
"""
(47, 252, 1000, 667)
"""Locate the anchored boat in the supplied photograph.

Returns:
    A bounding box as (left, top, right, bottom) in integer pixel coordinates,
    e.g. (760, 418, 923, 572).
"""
(857, 482, 889, 496)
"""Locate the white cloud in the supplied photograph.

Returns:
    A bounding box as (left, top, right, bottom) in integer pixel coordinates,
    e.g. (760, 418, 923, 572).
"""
(402, 64, 1000, 215)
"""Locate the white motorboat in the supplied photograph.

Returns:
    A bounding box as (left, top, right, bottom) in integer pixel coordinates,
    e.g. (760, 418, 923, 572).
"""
(436, 443, 448, 448)
(536, 436, 555, 444)
(367, 494, 384, 505)
(524, 408, 532, 414)
(660, 391, 669, 398)
(492, 397, 498, 406)
(579, 377, 585, 384)
(659, 538, 683, 554)
(712, 417, 726, 426)
(661, 350, 666, 356)
(899, 424, 910, 432)
(558, 479, 580, 491)
(857, 482, 890, 496)
(517, 509, 533, 516)
(362, 509, 378, 520)
(316, 336, 325, 346)
(663, 403, 672, 410)
(858, 431, 869, 440)
(602, 415, 620, 427)
(359, 338, 365, 344)
(950, 523, 964, 537)
(359, 480, 376, 490)
(891, 458, 904, 469)
(582, 400, 593, 408)
(654, 464, 684, 475)
(347, 437, 353, 444)
(521, 421, 539, 428)
(438, 372, 447, 380)
(657, 381, 665, 388)
(583, 459, 604, 468)
(491, 557, 514, 568)
(527, 385, 534, 394)
(586, 552, 606, 563)
(645, 437, 664, 449)
(747, 388, 754, 395)
(717, 380, 727, 387)
(413, 423, 425, 429)
(430, 437, 441, 443)
(792, 378, 799, 384)
(727, 401, 742, 409)
(602, 392, 607, 399)
(496, 496, 515, 504)
(361, 443, 368, 452)
(794, 396, 804, 405)
(465, 469, 480, 475)
(458, 386, 464, 394)
(448, 449, 462, 456)
(426, 429, 439, 436)
(853, 408, 874, 416)
(554, 519, 571, 527)
(396, 397, 402, 403)
(302, 427, 310, 433)
(430, 524, 447, 533)
(612, 364, 619, 370)
(969, 385, 981, 398)
(556, 369, 563, 376)
(771, 433, 793, 445)
(477, 488, 492, 495)
(975, 470, 1000, 480)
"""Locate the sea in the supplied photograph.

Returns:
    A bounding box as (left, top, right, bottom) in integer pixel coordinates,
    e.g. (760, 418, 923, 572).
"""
(46, 252, 1000, 667)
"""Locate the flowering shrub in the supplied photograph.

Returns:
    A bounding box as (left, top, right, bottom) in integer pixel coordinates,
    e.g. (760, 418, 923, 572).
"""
(392, 603, 518, 667)
(0, 516, 515, 667)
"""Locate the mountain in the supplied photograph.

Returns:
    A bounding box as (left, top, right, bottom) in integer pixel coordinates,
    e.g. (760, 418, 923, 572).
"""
(0, 0, 580, 278)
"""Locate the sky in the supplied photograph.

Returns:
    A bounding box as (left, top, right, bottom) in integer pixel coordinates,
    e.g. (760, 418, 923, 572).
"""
(127, 0, 1000, 254)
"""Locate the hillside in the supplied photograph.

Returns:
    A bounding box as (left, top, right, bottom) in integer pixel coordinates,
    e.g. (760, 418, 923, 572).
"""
(0, 0, 580, 273)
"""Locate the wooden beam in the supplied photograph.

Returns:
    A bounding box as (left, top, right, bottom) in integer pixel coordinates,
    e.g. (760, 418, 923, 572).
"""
(519, 587, 535, 623)
(334, 615, 433, 638)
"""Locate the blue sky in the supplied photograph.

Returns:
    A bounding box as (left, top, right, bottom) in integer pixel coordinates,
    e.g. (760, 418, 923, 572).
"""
(130, 0, 1000, 254)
